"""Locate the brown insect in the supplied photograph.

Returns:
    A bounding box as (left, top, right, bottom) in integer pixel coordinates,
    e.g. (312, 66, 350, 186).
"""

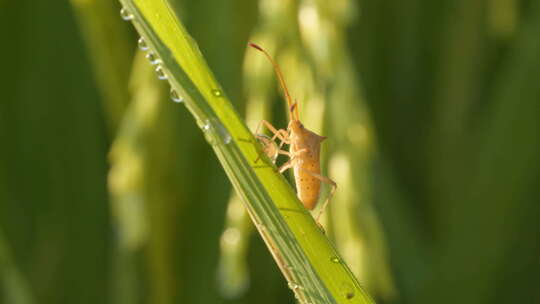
(249, 42, 337, 222)
(254, 134, 279, 163)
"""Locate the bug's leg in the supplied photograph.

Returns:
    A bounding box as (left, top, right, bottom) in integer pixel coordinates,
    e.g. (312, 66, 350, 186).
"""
(277, 150, 291, 157)
(258, 120, 290, 156)
(268, 127, 290, 150)
(254, 142, 291, 164)
(254, 120, 290, 163)
(277, 149, 308, 173)
(272, 129, 290, 146)
(298, 169, 337, 223)
(277, 131, 290, 151)
(278, 159, 294, 173)
(256, 120, 290, 145)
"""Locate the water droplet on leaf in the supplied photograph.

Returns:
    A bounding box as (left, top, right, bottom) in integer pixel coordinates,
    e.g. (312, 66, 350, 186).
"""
(120, 8, 134, 21)
(211, 89, 223, 97)
(138, 37, 149, 51)
(170, 89, 184, 103)
(155, 66, 168, 80)
(145, 52, 161, 65)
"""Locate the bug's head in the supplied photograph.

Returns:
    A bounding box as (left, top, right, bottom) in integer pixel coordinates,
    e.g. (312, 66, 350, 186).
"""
(288, 120, 304, 134)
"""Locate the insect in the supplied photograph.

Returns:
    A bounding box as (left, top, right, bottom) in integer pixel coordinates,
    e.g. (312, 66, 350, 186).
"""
(249, 42, 337, 222)
(254, 134, 279, 163)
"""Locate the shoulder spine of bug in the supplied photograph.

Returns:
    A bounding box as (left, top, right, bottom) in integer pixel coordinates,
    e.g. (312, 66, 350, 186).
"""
(248, 43, 337, 223)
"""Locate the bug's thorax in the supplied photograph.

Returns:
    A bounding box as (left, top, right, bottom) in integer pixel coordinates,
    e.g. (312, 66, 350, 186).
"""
(288, 120, 326, 153)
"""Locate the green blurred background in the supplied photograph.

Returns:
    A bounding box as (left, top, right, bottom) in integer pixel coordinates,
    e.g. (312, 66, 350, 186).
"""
(0, 0, 539, 303)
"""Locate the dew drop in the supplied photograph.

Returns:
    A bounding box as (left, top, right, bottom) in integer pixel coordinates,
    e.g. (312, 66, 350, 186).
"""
(155, 66, 168, 80)
(145, 52, 161, 65)
(201, 120, 216, 145)
(202, 122, 211, 132)
(330, 256, 340, 263)
(170, 89, 184, 103)
(211, 89, 223, 97)
(217, 124, 232, 144)
(138, 37, 149, 51)
(200, 118, 231, 145)
(120, 7, 134, 21)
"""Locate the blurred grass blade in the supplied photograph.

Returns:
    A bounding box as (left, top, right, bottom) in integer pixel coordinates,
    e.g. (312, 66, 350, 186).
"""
(117, 1, 374, 303)
(0, 230, 34, 304)
(217, 193, 253, 298)
(70, 0, 134, 133)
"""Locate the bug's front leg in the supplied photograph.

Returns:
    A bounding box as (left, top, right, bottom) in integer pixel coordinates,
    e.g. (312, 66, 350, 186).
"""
(255, 120, 290, 146)
(254, 120, 291, 164)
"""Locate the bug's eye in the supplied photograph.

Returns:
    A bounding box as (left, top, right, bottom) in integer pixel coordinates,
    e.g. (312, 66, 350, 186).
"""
(299, 123, 304, 129)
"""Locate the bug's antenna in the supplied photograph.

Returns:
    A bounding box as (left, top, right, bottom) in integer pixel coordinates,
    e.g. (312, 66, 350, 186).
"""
(248, 42, 299, 121)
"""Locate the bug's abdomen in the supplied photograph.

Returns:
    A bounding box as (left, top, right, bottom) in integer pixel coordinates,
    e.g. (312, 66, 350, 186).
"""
(290, 127, 325, 210)
(294, 159, 321, 210)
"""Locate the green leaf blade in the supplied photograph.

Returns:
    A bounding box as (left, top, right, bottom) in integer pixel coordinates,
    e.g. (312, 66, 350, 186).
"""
(117, 1, 375, 303)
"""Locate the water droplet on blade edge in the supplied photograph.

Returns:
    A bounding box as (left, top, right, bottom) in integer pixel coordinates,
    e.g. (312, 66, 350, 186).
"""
(170, 89, 184, 103)
(146, 52, 161, 65)
(211, 89, 223, 97)
(120, 8, 133, 21)
(138, 37, 149, 51)
(155, 66, 168, 80)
